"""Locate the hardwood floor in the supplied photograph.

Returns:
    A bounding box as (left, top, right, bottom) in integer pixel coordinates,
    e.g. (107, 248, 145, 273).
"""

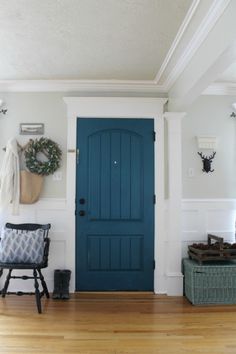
(0, 293, 236, 353)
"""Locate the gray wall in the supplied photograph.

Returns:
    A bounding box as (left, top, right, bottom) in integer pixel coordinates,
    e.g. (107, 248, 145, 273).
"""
(1, 93, 236, 200)
(0, 93, 67, 198)
(183, 95, 236, 198)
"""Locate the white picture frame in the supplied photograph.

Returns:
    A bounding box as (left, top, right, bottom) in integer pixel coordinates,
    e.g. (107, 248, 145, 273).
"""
(20, 123, 44, 135)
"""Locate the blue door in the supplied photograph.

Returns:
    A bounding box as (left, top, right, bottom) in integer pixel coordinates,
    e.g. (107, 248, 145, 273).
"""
(76, 118, 154, 290)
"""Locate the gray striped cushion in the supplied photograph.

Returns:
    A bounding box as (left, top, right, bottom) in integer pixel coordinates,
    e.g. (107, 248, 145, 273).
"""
(0, 228, 44, 263)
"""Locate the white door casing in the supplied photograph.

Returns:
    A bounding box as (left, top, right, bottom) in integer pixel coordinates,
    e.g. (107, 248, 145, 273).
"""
(64, 97, 184, 295)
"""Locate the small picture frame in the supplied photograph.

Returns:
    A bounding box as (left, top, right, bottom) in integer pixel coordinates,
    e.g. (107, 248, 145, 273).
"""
(20, 123, 44, 135)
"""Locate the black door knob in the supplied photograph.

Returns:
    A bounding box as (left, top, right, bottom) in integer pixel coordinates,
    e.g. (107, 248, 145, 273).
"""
(79, 198, 85, 204)
(79, 210, 85, 216)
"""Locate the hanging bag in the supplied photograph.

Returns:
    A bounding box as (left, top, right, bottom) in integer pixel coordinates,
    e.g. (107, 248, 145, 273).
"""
(20, 170, 43, 204)
(18, 140, 44, 205)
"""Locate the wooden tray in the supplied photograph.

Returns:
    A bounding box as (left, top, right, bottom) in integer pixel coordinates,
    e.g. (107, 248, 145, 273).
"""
(188, 234, 236, 264)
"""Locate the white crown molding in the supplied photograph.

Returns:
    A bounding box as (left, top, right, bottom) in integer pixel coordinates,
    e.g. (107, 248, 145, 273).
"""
(202, 82, 236, 95)
(163, 0, 231, 91)
(155, 0, 200, 83)
(0, 79, 166, 94)
(1, 78, 235, 96)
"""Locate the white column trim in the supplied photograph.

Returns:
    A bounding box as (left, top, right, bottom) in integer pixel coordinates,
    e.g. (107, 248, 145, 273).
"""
(164, 112, 186, 295)
(64, 97, 167, 293)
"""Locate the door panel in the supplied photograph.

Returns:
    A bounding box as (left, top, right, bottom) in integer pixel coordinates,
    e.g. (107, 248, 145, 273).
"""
(88, 130, 142, 221)
(76, 118, 154, 291)
(87, 234, 143, 271)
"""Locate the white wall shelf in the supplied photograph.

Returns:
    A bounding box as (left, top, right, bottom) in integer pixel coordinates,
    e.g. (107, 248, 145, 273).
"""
(196, 136, 218, 149)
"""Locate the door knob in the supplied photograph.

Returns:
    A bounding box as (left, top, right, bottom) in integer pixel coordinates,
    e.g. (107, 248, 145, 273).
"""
(79, 198, 85, 204)
(79, 210, 85, 216)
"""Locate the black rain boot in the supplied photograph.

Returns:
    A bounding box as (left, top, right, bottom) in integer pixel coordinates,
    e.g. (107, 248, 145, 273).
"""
(52, 269, 62, 299)
(61, 270, 71, 300)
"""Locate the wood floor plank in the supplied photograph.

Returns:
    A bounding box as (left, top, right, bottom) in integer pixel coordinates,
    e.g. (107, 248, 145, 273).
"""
(0, 294, 235, 353)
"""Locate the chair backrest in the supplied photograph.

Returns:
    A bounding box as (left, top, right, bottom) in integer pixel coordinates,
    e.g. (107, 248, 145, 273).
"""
(3, 223, 51, 266)
(5, 223, 51, 232)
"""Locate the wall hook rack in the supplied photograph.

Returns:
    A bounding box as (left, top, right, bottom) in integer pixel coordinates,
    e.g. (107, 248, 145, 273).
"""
(198, 151, 216, 173)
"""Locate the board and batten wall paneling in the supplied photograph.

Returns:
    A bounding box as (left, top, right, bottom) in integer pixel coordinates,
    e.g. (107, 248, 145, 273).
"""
(1, 198, 236, 294)
(181, 199, 236, 258)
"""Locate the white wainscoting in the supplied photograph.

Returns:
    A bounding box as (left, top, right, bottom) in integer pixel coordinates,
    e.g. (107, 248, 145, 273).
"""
(1, 198, 235, 294)
(0, 198, 67, 292)
(181, 199, 236, 258)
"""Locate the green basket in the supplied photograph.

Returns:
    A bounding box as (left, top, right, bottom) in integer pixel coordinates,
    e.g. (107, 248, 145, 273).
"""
(183, 258, 236, 305)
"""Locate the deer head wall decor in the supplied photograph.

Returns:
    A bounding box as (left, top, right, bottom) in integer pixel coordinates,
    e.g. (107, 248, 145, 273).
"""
(198, 151, 216, 173)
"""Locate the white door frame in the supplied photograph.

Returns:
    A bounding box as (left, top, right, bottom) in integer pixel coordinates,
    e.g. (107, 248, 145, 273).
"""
(64, 97, 167, 294)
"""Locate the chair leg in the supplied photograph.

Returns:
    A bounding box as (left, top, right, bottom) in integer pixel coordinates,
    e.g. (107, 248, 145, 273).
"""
(33, 269, 42, 314)
(37, 268, 50, 299)
(2, 269, 12, 298)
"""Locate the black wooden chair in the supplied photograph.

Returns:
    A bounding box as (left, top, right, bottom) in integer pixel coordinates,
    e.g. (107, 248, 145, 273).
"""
(0, 223, 51, 313)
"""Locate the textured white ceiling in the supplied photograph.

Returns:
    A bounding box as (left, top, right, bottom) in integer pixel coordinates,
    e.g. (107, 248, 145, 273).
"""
(0, 0, 192, 81)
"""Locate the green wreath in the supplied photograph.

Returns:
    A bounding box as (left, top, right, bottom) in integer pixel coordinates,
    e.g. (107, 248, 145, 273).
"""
(24, 137, 62, 176)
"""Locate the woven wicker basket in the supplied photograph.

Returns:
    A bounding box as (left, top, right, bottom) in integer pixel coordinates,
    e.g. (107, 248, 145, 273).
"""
(183, 258, 236, 305)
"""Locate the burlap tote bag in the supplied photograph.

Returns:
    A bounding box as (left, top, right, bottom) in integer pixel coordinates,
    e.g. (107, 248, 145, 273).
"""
(20, 170, 43, 204)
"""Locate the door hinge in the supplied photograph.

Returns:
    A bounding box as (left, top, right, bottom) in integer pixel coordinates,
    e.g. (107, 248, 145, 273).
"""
(153, 260, 156, 270)
(153, 194, 156, 204)
(153, 131, 156, 141)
